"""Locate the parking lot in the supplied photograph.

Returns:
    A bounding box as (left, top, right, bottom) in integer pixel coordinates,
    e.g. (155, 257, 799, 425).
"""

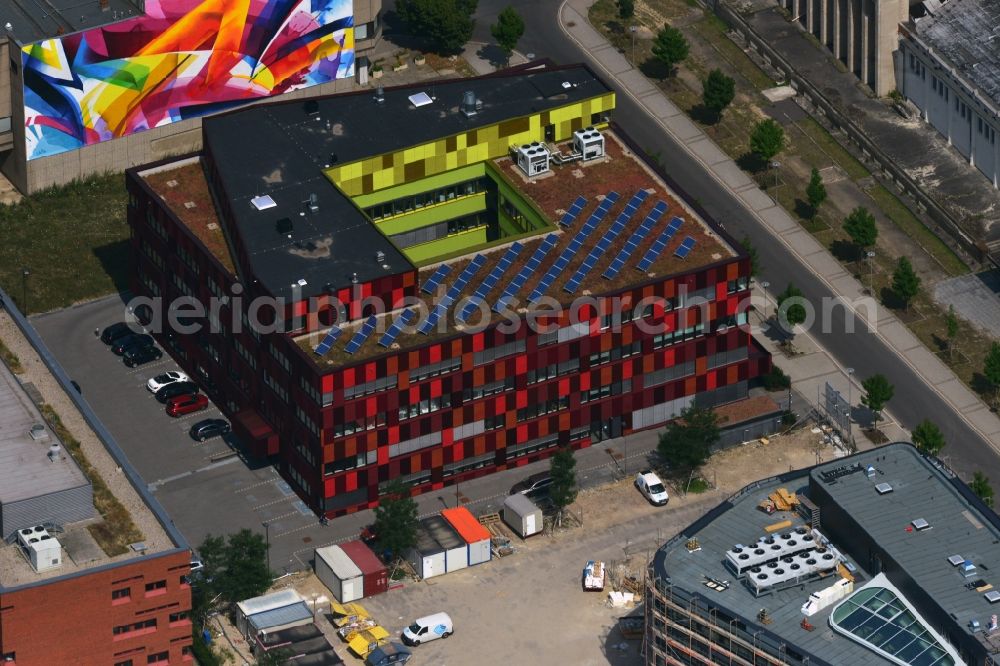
(31, 295, 670, 573)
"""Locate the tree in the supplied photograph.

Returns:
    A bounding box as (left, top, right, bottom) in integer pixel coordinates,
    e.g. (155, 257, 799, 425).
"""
(861, 373, 894, 421)
(945, 305, 959, 359)
(651, 24, 689, 75)
(657, 405, 719, 482)
(912, 419, 945, 457)
(842, 206, 878, 254)
(776, 282, 807, 339)
(702, 69, 735, 121)
(749, 119, 785, 164)
(490, 6, 524, 66)
(548, 446, 579, 526)
(192, 530, 272, 619)
(891, 257, 921, 311)
(373, 480, 419, 562)
(739, 235, 760, 277)
(970, 471, 995, 508)
(396, 0, 478, 54)
(806, 168, 827, 217)
(618, 0, 635, 19)
(983, 342, 1000, 408)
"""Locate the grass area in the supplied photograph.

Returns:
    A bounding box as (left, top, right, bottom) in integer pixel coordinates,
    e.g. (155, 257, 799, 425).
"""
(690, 12, 775, 90)
(0, 174, 129, 313)
(39, 404, 143, 556)
(687, 477, 711, 493)
(0, 337, 23, 374)
(793, 117, 869, 180)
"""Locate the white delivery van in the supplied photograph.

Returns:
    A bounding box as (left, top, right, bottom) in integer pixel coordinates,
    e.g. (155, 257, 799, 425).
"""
(401, 612, 453, 646)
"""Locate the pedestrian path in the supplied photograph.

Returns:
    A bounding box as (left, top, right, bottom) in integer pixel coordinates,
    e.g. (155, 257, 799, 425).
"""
(558, 0, 1000, 455)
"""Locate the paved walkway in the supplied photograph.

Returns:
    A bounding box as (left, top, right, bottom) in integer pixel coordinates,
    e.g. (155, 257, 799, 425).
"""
(559, 0, 1000, 455)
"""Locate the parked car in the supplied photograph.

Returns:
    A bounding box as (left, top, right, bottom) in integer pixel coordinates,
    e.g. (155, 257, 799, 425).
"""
(147, 371, 191, 393)
(155, 381, 199, 403)
(123, 345, 163, 367)
(634, 470, 669, 506)
(365, 643, 412, 666)
(510, 472, 553, 497)
(100, 322, 134, 345)
(111, 333, 154, 355)
(166, 393, 208, 417)
(189, 419, 230, 442)
(401, 612, 453, 646)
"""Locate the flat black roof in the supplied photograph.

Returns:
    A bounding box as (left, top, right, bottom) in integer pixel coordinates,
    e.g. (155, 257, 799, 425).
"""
(1, 0, 141, 45)
(202, 63, 612, 301)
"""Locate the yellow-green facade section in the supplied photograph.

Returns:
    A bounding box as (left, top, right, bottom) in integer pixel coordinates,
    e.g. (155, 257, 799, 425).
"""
(326, 93, 616, 197)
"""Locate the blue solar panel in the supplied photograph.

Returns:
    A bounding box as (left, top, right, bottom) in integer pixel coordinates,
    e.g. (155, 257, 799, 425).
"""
(674, 236, 696, 259)
(418, 303, 447, 335)
(420, 265, 453, 294)
(344, 316, 378, 355)
(459, 243, 523, 322)
(313, 326, 342, 355)
(564, 191, 647, 294)
(603, 201, 668, 279)
(636, 216, 688, 272)
(378, 309, 416, 347)
(417, 255, 486, 334)
(559, 196, 588, 226)
(494, 235, 557, 313)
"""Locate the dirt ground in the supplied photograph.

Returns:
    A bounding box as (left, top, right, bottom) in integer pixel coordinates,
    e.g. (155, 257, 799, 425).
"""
(214, 428, 840, 665)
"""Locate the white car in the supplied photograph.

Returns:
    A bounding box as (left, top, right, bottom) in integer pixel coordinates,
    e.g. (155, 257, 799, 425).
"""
(635, 470, 669, 506)
(146, 371, 190, 393)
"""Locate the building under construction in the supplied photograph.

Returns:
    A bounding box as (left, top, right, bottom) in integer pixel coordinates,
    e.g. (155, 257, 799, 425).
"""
(645, 443, 1000, 665)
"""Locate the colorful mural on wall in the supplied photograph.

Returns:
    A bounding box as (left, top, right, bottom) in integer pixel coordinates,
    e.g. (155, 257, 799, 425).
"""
(21, 0, 354, 160)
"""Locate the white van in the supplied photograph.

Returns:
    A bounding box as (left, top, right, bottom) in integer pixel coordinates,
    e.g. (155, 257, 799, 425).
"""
(401, 612, 453, 646)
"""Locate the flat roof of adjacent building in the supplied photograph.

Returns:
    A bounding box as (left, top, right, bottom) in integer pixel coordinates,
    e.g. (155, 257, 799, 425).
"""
(198, 64, 612, 301)
(0, 0, 141, 45)
(917, 0, 1000, 108)
(0, 362, 89, 504)
(652, 444, 1000, 664)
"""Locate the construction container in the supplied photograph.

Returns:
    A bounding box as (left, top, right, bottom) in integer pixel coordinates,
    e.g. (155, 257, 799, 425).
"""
(503, 494, 543, 538)
(421, 515, 467, 572)
(441, 506, 492, 565)
(406, 527, 447, 579)
(315, 545, 364, 602)
(235, 589, 311, 638)
(340, 539, 388, 597)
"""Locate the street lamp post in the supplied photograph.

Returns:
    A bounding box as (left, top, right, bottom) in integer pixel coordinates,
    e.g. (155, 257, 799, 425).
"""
(846, 367, 855, 447)
(770, 161, 781, 188)
(866, 251, 876, 294)
(263, 521, 271, 572)
(760, 280, 770, 323)
(20, 267, 30, 315)
(630, 26, 638, 66)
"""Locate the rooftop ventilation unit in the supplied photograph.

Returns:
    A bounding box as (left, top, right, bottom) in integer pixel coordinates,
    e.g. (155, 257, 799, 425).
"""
(725, 527, 821, 576)
(47, 443, 62, 462)
(408, 92, 433, 108)
(375, 251, 386, 264)
(28, 424, 47, 441)
(986, 590, 1000, 604)
(573, 126, 605, 161)
(307, 193, 319, 213)
(16, 525, 62, 572)
(912, 518, 931, 531)
(375, 86, 385, 104)
(516, 142, 551, 177)
(948, 554, 966, 566)
(461, 91, 478, 117)
(875, 482, 893, 495)
(251, 195, 277, 211)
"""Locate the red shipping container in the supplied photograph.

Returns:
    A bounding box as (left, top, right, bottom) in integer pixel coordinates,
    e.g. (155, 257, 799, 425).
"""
(340, 540, 388, 597)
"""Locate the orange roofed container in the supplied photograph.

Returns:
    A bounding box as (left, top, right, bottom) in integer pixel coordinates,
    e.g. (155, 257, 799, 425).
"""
(441, 507, 492, 565)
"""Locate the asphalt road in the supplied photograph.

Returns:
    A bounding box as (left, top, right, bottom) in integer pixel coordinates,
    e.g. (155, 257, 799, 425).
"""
(468, 0, 1000, 482)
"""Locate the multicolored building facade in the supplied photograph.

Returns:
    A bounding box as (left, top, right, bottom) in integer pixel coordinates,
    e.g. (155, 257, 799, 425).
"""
(126, 63, 772, 517)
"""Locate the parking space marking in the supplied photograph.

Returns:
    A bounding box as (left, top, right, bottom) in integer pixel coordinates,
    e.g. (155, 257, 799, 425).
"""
(235, 475, 282, 494)
(251, 496, 297, 512)
(146, 455, 241, 491)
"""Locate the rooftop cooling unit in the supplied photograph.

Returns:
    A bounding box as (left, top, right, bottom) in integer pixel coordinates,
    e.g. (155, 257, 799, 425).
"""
(573, 127, 605, 161)
(16, 525, 62, 572)
(516, 143, 551, 177)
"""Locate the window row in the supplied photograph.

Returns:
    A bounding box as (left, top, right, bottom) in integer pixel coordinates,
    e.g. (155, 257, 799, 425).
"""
(517, 396, 569, 422)
(398, 394, 452, 420)
(365, 177, 488, 221)
(581, 379, 632, 404)
(652, 322, 706, 349)
(344, 374, 397, 399)
(463, 377, 515, 400)
(588, 341, 641, 367)
(528, 359, 580, 384)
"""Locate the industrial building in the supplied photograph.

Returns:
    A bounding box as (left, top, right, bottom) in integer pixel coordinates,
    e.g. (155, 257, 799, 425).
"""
(0, 0, 382, 193)
(898, 0, 1000, 189)
(645, 443, 1000, 665)
(778, 0, 907, 95)
(126, 62, 772, 519)
(0, 356, 192, 665)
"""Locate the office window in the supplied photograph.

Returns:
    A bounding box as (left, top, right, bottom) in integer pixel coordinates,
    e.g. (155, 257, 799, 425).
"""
(147, 652, 169, 665)
(145, 580, 167, 593)
(112, 587, 131, 601)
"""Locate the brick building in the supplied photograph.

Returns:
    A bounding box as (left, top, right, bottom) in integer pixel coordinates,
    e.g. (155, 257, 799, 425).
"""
(126, 63, 772, 518)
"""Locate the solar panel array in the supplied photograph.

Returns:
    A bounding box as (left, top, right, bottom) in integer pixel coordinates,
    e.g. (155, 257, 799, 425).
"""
(636, 216, 685, 272)
(674, 236, 696, 259)
(564, 190, 648, 294)
(559, 196, 588, 227)
(494, 235, 558, 313)
(418, 254, 487, 335)
(528, 191, 620, 303)
(313, 326, 342, 355)
(420, 264, 452, 294)
(378, 309, 416, 347)
(458, 242, 523, 322)
(603, 201, 668, 279)
(344, 315, 378, 355)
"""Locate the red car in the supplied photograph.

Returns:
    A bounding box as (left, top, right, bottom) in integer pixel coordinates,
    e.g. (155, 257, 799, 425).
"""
(166, 393, 208, 417)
